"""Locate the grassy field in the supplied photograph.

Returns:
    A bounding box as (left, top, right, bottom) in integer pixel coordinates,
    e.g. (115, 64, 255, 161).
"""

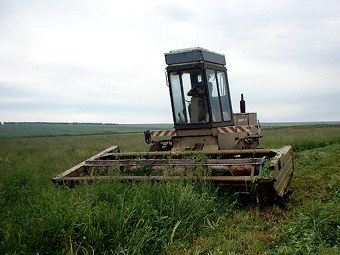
(0, 124, 173, 139)
(1, 123, 338, 140)
(0, 126, 339, 254)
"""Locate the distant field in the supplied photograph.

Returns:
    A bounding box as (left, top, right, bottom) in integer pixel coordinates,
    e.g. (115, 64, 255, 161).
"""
(261, 125, 340, 151)
(1, 122, 339, 139)
(0, 123, 173, 138)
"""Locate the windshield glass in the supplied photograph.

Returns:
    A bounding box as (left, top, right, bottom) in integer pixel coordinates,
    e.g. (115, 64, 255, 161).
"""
(217, 71, 232, 121)
(206, 69, 232, 122)
(206, 69, 222, 122)
(169, 70, 209, 124)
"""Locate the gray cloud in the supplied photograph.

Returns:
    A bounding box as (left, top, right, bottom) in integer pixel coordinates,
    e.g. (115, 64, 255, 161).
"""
(0, 0, 339, 123)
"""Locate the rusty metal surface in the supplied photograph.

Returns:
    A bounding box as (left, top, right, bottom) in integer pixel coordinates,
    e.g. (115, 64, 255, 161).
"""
(84, 158, 261, 176)
(53, 145, 294, 204)
(98, 148, 275, 159)
(85, 158, 262, 166)
(54, 175, 259, 183)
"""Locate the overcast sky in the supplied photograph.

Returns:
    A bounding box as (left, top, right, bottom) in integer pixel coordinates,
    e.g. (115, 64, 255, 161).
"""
(1, 0, 339, 123)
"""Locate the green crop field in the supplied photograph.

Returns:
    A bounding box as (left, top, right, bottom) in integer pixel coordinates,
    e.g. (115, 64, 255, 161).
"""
(0, 125, 339, 254)
(0, 124, 174, 139)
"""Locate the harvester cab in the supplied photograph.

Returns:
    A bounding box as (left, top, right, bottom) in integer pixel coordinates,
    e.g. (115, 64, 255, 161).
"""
(53, 48, 294, 205)
(145, 48, 261, 152)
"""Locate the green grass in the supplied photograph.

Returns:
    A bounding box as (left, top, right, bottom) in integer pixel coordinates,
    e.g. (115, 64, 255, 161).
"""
(261, 126, 340, 152)
(0, 126, 339, 254)
(1, 181, 235, 254)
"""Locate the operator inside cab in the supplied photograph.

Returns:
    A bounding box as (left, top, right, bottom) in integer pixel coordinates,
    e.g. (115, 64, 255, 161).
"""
(169, 69, 210, 125)
(186, 71, 208, 123)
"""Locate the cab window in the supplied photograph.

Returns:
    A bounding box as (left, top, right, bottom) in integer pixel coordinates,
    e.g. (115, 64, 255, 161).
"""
(206, 69, 222, 122)
(217, 71, 232, 121)
(169, 70, 209, 124)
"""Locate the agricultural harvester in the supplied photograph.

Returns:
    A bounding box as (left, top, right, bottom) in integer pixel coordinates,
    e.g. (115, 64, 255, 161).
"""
(53, 48, 294, 204)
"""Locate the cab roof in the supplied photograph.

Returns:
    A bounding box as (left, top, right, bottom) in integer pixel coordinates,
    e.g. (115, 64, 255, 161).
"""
(165, 47, 226, 66)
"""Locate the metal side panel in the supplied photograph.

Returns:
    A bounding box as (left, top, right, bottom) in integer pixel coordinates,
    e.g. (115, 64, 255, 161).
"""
(271, 146, 294, 197)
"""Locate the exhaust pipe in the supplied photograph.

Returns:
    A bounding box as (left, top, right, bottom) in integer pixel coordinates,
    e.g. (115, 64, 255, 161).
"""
(240, 94, 246, 113)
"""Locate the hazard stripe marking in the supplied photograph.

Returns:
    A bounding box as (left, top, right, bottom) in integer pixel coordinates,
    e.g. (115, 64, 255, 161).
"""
(220, 127, 228, 133)
(150, 125, 260, 136)
(217, 125, 260, 134)
(151, 130, 177, 137)
(238, 126, 246, 132)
